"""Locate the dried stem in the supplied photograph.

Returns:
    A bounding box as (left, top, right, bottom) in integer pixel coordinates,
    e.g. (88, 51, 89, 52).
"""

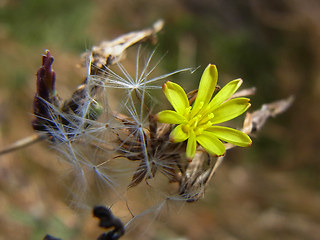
(0, 132, 48, 156)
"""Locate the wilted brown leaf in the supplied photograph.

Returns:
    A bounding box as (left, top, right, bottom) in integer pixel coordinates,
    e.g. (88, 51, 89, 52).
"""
(243, 95, 294, 134)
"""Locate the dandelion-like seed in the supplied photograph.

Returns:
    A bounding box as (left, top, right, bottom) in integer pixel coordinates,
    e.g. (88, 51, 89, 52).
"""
(93, 47, 193, 187)
(97, 47, 193, 105)
(31, 45, 197, 208)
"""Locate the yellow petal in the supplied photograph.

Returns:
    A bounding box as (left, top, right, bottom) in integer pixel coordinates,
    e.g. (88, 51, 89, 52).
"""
(186, 131, 197, 160)
(211, 97, 250, 124)
(163, 81, 189, 116)
(207, 126, 252, 147)
(191, 64, 218, 116)
(196, 131, 225, 156)
(156, 110, 187, 124)
(207, 78, 243, 111)
(169, 124, 189, 143)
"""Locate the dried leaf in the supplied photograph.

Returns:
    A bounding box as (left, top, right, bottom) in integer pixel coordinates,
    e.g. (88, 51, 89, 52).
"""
(243, 95, 294, 134)
(82, 19, 164, 70)
(179, 152, 219, 202)
(231, 87, 257, 99)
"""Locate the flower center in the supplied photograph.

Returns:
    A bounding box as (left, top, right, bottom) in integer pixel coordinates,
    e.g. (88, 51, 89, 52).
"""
(181, 105, 214, 136)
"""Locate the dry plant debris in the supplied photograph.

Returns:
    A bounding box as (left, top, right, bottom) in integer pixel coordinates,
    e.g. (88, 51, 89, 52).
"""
(0, 20, 293, 239)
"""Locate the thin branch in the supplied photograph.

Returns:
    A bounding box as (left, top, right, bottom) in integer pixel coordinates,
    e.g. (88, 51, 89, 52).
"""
(0, 132, 48, 156)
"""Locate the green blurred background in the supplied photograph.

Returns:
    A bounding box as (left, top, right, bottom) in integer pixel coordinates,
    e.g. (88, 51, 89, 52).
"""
(0, 0, 319, 239)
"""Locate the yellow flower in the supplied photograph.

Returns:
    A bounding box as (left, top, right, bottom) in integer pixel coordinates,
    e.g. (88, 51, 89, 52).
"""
(156, 64, 252, 160)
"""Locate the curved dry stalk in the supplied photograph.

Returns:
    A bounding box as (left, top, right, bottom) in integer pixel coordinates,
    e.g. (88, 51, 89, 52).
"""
(0, 132, 48, 156)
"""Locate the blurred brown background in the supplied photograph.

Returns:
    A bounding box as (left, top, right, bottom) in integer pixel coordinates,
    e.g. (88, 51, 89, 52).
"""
(0, 0, 319, 239)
